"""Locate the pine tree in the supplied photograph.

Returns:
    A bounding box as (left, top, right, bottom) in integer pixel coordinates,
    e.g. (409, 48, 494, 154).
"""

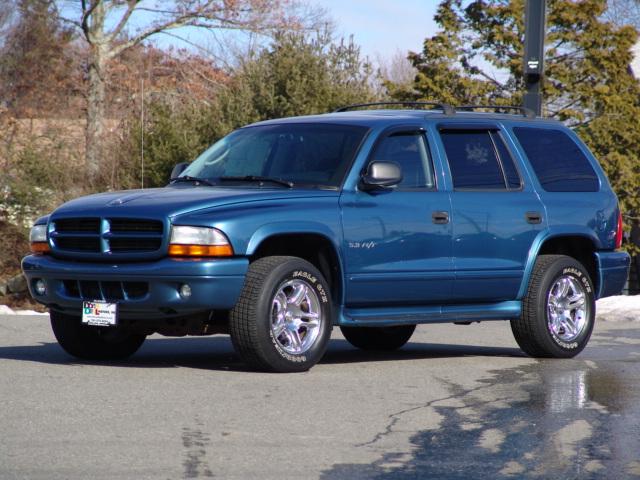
(389, 0, 640, 252)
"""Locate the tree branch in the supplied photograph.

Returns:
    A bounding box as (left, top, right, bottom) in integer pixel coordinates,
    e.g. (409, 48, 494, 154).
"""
(81, 0, 103, 43)
(108, 0, 141, 43)
(106, 13, 259, 59)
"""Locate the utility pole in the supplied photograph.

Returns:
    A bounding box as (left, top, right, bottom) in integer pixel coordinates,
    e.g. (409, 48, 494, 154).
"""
(523, 0, 546, 116)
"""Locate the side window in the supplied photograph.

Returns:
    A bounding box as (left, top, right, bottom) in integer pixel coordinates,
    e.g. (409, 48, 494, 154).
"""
(440, 130, 507, 190)
(370, 131, 435, 189)
(492, 132, 521, 189)
(513, 127, 599, 192)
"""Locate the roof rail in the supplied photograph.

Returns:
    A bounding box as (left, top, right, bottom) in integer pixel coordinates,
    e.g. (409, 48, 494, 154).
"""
(456, 105, 536, 119)
(334, 101, 455, 116)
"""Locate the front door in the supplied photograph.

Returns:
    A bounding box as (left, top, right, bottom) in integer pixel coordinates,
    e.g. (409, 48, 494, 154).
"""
(340, 128, 453, 306)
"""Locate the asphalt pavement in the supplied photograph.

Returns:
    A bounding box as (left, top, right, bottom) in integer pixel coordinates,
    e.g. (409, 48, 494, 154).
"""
(0, 314, 639, 479)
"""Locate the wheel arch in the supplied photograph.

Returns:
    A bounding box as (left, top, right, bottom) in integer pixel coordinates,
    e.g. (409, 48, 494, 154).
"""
(247, 226, 344, 310)
(518, 229, 600, 299)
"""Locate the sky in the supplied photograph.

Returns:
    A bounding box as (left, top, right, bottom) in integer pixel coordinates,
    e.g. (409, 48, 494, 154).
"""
(309, 0, 439, 60)
(139, 0, 441, 66)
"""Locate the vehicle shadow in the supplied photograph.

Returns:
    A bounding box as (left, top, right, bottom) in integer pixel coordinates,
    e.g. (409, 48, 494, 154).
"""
(0, 336, 524, 371)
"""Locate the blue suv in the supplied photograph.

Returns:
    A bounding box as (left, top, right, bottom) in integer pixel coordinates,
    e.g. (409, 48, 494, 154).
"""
(22, 103, 630, 372)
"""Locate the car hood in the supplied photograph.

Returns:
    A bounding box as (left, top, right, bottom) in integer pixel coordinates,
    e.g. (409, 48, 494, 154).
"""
(51, 185, 338, 219)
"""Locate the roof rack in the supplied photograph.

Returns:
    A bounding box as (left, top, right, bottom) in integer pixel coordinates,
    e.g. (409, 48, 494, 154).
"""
(334, 101, 455, 116)
(456, 105, 536, 119)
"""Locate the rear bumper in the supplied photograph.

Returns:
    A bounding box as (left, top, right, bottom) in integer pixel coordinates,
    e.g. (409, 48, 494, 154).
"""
(22, 255, 249, 319)
(595, 251, 630, 299)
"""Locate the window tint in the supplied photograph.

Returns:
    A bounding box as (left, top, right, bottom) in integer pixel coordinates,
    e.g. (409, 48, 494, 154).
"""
(370, 132, 434, 188)
(513, 127, 599, 192)
(182, 124, 368, 187)
(440, 131, 506, 189)
(491, 132, 521, 189)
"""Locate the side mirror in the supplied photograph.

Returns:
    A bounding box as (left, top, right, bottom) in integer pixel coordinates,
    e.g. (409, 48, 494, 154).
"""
(361, 161, 402, 191)
(170, 162, 189, 181)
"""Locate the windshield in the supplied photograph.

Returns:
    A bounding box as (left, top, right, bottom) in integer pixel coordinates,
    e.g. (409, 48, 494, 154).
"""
(180, 123, 368, 188)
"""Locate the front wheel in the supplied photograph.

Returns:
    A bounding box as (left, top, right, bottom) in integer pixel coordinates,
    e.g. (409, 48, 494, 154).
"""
(511, 254, 595, 358)
(50, 311, 146, 360)
(229, 256, 333, 372)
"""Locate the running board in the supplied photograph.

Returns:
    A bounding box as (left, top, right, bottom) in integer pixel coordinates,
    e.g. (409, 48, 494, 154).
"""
(338, 301, 521, 327)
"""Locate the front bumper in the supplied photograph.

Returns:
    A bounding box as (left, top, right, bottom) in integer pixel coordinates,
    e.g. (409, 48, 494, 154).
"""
(595, 251, 630, 299)
(22, 255, 249, 319)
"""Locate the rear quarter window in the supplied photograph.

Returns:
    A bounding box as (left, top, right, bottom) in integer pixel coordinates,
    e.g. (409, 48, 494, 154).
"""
(512, 127, 599, 192)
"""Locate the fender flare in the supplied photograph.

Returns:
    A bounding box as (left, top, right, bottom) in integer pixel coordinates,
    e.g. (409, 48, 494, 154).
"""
(246, 222, 346, 305)
(517, 227, 601, 299)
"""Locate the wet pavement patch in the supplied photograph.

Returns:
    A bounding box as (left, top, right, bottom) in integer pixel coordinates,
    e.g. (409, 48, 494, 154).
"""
(182, 416, 214, 478)
(321, 329, 640, 479)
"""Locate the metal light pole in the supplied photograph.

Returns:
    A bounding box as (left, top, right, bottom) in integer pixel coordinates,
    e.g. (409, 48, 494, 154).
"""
(523, 0, 546, 116)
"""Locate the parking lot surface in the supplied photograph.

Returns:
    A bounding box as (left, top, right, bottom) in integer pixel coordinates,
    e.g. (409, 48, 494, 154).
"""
(1, 314, 639, 479)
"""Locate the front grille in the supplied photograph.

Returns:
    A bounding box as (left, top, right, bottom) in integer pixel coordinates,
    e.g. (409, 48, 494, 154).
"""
(110, 219, 163, 234)
(110, 238, 162, 252)
(56, 237, 101, 252)
(52, 217, 164, 255)
(55, 218, 100, 233)
(62, 280, 149, 301)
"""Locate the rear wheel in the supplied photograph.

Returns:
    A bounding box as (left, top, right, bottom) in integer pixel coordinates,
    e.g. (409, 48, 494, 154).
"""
(511, 254, 595, 358)
(340, 325, 416, 351)
(50, 311, 146, 360)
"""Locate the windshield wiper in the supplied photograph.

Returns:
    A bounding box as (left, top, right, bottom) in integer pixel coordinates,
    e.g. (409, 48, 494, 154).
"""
(219, 175, 294, 188)
(170, 176, 216, 186)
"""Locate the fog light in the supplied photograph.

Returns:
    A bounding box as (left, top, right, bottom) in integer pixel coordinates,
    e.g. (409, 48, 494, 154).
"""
(179, 284, 192, 299)
(34, 279, 47, 296)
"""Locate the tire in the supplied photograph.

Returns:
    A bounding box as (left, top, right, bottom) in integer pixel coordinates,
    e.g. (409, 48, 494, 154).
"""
(50, 311, 146, 360)
(340, 325, 416, 351)
(511, 254, 595, 358)
(229, 256, 333, 372)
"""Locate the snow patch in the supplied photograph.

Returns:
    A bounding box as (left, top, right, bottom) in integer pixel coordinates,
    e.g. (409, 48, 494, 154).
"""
(596, 295, 640, 322)
(0, 305, 47, 316)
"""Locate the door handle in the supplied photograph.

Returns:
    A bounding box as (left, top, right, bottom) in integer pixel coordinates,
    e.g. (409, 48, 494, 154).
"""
(525, 211, 542, 224)
(432, 211, 450, 224)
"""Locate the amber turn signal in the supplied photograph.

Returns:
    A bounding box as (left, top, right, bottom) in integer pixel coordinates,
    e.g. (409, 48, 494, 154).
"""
(168, 244, 233, 257)
(30, 242, 51, 254)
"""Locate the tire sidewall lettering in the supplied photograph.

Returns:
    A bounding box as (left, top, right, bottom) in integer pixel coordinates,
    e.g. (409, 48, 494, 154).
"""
(292, 269, 329, 304)
(561, 267, 592, 293)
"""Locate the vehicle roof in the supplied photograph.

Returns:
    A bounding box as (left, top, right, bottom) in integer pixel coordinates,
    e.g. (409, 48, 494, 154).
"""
(247, 109, 564, 129)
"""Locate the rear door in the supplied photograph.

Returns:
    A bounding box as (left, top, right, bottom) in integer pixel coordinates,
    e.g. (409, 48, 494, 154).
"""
(437, 124, 546, 302)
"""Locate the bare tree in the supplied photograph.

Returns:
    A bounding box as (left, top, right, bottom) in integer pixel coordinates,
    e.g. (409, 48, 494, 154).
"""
(0, 0, 18, 47)
(603, 0, 640, 29)
(377, 49, 417, 87)
(57, 0, 296, 183)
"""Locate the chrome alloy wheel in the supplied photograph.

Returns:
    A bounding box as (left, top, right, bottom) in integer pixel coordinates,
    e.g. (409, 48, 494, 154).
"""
(270, 279, 322, 355)
(547, 275, 588, 342)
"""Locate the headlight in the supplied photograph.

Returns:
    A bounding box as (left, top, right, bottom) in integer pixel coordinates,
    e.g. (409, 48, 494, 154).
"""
(29, 224, 50, 254)
(169, 226, 233, 257)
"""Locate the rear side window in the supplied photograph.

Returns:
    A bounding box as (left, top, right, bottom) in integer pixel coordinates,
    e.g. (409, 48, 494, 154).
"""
(513, 127, 599, 192)
(440, 130, 512, 190)
(493, 133, 521, 189)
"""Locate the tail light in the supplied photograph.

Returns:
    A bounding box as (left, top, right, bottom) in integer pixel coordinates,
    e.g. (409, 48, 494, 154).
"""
(615, 211, 623, 249)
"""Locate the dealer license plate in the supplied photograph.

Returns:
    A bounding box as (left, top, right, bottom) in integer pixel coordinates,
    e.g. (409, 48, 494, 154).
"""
(82, 301, 118, 327)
